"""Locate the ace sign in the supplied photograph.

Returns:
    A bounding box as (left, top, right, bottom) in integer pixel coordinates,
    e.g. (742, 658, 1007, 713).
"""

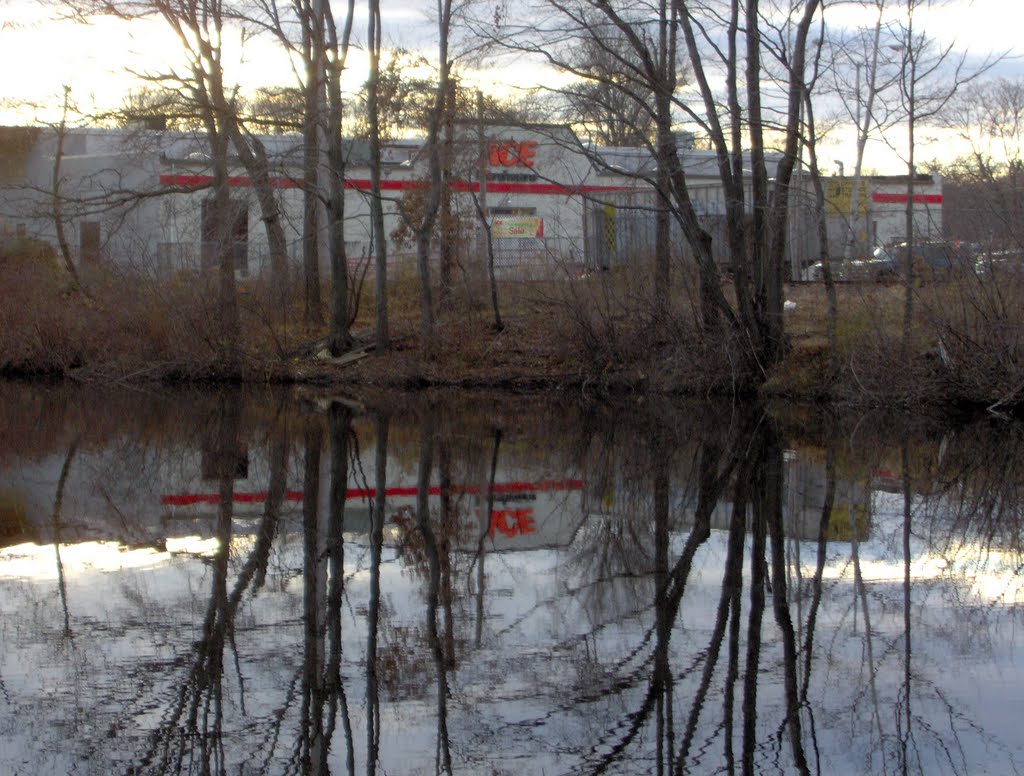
(488, 139, 539, 169)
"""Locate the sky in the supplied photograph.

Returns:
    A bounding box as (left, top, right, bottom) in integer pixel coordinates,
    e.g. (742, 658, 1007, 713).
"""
(0, 0, 1021, 173)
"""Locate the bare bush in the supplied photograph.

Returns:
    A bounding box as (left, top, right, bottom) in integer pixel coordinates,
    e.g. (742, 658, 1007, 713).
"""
(0, 245, 302, 381)
(916, 271, 1024, 406)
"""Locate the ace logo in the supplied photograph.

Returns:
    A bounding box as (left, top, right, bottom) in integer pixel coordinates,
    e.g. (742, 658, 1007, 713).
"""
(488, 508, 537, 538)
(488, 140, 538, 168)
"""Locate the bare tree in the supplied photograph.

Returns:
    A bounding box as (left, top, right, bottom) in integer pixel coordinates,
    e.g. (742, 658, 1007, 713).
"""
(242, 85, 305, 133)
(298, 0, 325, 326)
(470, 0, 823, 374)
(560, 15, 658, 148)
(801, 38, 840, 362)
(887, 0, 997, 351)
(64, 0, 322, 363)
(413, 0, 455, 343)
(829, 0, 902, 261)
(748, 0, 822, 365)
(239, 0, 357, 345)
(51, 86, 83, 288)
(139, 0, 243, 367)
(323, 0, 356, 354)
(118, 85, 204, 130)
(939, 77, 1024, 251)
(366, 0, 389, 350)
(116, 83, 293, 312)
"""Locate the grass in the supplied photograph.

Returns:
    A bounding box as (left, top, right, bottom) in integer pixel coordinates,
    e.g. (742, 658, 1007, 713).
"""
(4, 243, 1024, 411)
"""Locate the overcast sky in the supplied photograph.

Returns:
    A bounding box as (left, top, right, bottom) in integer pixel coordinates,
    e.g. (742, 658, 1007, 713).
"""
(0, 0, 1020, 172)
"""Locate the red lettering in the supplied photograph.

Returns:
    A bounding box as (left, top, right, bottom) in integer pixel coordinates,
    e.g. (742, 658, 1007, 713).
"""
(488, 508, 536, 538)
(491, 510, 517, 538)
(517, 141, 537, 167)
(489, 142, 511, 166)
(514, 509, 536, 535)
(487, 140, 538, 169)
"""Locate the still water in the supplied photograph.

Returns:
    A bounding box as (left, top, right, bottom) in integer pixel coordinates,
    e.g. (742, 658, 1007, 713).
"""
(0, 382, 1022, 775)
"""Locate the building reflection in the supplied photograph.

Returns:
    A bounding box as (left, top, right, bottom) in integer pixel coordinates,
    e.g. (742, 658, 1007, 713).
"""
(1, 388, 1023, 774)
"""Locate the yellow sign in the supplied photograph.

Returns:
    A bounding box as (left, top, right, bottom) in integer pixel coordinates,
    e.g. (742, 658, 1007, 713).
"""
(826, 180, 869, 217)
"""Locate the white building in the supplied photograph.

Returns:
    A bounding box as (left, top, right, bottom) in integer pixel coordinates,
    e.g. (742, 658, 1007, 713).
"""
(0, 123, 941, 279)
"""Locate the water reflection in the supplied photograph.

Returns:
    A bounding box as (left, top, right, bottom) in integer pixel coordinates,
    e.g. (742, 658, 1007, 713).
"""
(0, 384, 1022, 774)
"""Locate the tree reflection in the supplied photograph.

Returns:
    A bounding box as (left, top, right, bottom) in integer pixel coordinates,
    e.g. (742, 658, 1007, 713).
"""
(365, 411, 389, 776)
(414, 415, 453, 774)
(131, 390, 297, 775)
(797, 442, 835, 775)
(899, 439, 914, 776)
(297, 403, 355, 775)
(678, 432, 749, 774)
(585, 410, 741, 774)
(4, 390, 1024, 775)
(473, 428, 502, 649)
(763, 426, 810, 776)
(51, 434, 80, 640)
(136, 391, 241, 775)
(582, 411, 822, 776)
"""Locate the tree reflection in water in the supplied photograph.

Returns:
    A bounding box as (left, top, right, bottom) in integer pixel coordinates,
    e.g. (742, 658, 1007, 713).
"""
(297, 403, 356, 775)
(0, 386, 1022, 775)
(136, 391, 244, 774)
(365, 411, 388, 776)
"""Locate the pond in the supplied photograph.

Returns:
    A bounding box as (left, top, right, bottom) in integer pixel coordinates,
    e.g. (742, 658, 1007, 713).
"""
(0, 382, 1022, 775)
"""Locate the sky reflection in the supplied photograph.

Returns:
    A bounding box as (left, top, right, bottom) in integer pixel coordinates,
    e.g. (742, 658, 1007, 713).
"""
(0, 385, 1022, 774)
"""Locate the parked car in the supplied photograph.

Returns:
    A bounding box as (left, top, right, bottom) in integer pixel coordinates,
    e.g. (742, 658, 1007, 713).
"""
(800, 251, 897, 282)
(973, 249, 1024, 274)
(880, 240, 978, 277)
(801, 241, 976, 282)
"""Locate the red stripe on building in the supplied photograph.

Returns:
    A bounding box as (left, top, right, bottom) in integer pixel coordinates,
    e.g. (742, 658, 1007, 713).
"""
(160, 479, 584, 507)
(871, 192, 943, 204)
(159, 174, 638, 196)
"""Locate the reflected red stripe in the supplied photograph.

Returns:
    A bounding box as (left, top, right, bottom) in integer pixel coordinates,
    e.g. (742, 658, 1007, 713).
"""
(160, 479, 584, 506)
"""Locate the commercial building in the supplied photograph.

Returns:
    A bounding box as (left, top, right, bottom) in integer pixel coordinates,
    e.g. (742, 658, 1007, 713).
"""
(0, 123, 942, 280)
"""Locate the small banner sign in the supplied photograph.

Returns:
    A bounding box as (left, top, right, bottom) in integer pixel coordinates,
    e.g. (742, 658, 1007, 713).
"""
(492, 217, 544, 239)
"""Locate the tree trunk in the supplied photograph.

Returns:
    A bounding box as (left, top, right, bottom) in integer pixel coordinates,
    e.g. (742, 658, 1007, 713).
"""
(226, 125, 290, 309)
(324, 0, 355, 356)
(654, 96, 673, 323)
(438, 79, 456, 311)
(211, 144, 240, 370)
(763, 0, 820, 366)
(367, 0, 389, 350)
(744, 0, 771, 365)
(412, 0, 453, 344)
(302, 16, 324, 327)
(903, 67, 917, 356)
(802, 91, 840, 364)
(52, 86, 81, 288)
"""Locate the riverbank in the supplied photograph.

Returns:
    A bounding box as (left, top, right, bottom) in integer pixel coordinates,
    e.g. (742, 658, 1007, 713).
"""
(270, 280, 1024, 416)
(3, 252, 1023, 414)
